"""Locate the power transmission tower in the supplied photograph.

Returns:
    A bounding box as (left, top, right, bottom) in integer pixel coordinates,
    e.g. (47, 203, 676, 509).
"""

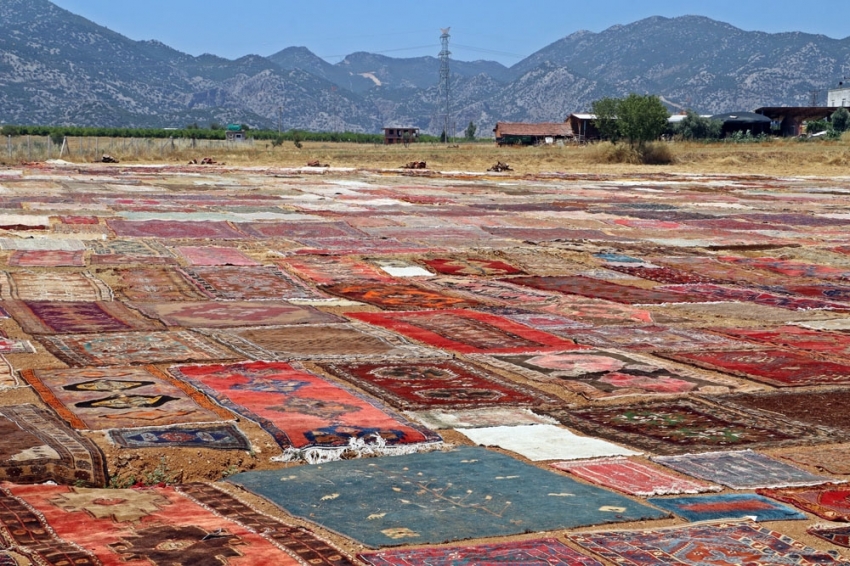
(809, 89, 821, 107)
(439, 27, 451, 144)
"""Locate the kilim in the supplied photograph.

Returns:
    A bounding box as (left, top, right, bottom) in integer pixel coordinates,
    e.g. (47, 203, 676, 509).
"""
(545, 398, 836, 455)
(21, 365, 233, 430)
(179, 265, 325, 301)
(505, 275, 711, 304)
(170, 361, 440, 462)
(551, 457, 720, 497)
(320, 282, 484, 310)
(758, 484, 850, 522)
(3, 482, 348, 565)
(3, 300, 163, 334)
(349, 309, 586, 354)
(475, 350, 751, 400)
(569, 522, 848, 565)
(711, 325, 850, 358)
(131, 300, 343, 328)
(111, 267, 209, 301)
(653, 450, 833, 489)
(808, 524, 850, 548)
(647, 493, 807, 522)
(358, 538, 604, 566)
(37, 330, 237, 367)
(656, 348, 850, 387)
(228, 445, 667, 548)
(421, 257, 525, 276)
(0, 271, 111, 301)
(7, 250, 86, 267)
(279, 256, 393, 285)
(0, 405, 107, 487)
(109, 424, 250, 450)
(315, 358, 558, 410)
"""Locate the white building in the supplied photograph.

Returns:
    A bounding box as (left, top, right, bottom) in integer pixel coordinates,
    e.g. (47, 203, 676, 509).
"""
(828, 85, 850, 107)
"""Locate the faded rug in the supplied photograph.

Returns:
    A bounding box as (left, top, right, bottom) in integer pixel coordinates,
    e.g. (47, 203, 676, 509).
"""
(348, 310, 584, 354)
(21, 365, 233, 430)
(553, 325, 751, 352)
(112, 267, 210, 301)
(656, 348, 850, 387)
(314, 359, 557, 410)
(198, 322, 434, 361)
(712, 326, 850, 358)
(131, 301, 343, 328)
(475, 306, 591, 330)
(657, 255, 791, 285)
(358, 538, 604, 566)
(179, 265, 325, 301)
(551, 457, 720, 497)
(505, 275, 710, 304)
(758, 484, 850, 522)
(0, 271, 111, 301)
(294, 237, 433, 256)
(174, 246, 260, 266)
(107, 218, 248, 239)
(169, 361, 440, 463)
(607, 264, 726, 284)
(87, 238, 171, 258)
(237, 220, 365, 239)
(653, 450, 833, 489)
(717, 389, 850, 431)
(779, 447, 850, 476)
(421, 277, 563, 307)
(457, 424, 640, 461)
(3, 482, 353, 566)
(718, 255, 850, 280)
(228, 445, 667, 548)
(647, 493, 807, 522)
(38, 330, 236, 367)
(661, 283, 849, 311)
(476, 350, 749, 400)
(569, 522, 847, 565)
(279, 256, 393, 285)
(543, 297, 656, 326)
(767, 283, 850, 303)
(3, 300, 163, 334)
(809, 524, 850, 548)
(422, 257, 525, 276)
(546, 398, 833, 455)
(321, 282, 484, 310)
(109, 424, 250, 450)
(408, 407, 558, 430)
(0, 404, 107, 487)
(7, 250, 86, 267)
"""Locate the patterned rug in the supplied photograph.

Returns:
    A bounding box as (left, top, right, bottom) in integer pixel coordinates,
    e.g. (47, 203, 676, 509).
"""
(718, 255, 850, 280)
(131, 301, 343, 328)
(758, 484, 850, 522)
(3, 300, 163, 334)
(108, 424, 250, 450)
(475, 306, 591, 330)
(606, 265, 726, 284)
(409, 407, 558, 430)
(21, 365, 233, 430)
(504, 275, 710, 304)
(713, 326, 850, 358)
(544, 297, 657, 326)
(107, 218, 248, 239)
(661, 283, 849, 311)
(179, 265, 324, 301)
(349, 310, 585, 354)
(1, 482, 353, 565)
(779, 447, 850, 475)
(38, 330, 236, 367)
(0, 405, 107, 487)
(545, 398, 834, 455)
(421, 277, 562, 307)
(717, 389, 850, 431)
(647, 493, 807, 522)
(279, 256, 393, 285)
(169, 361, 440, 463)
(174, 246, 260, 266)
(112, 267, 210, 301)
(198, 322, 433, 361)
(657, 255, 789, 285)
(87, 238, 172, 258)
(321, 282, 484, 311)
(294, 237, 433, 256)
(0, 271, 112, 301)
(476, 350, 749, 400)
(421, 257, 525, 276)
(569, 522, 846, 565)
(314, 359, 557, 410)
(551, 457, 720, 497)
(809, 524, 850, 548)
(552, 325, 747, 352)
(7, 250, 86, 267)
(767, 283, 850, 303)
(653, 450, 833, 489)
(656, 348, 850, 387)
(228, 445, 667, 548)
(237, 220, 366, 239)
(359, 538, 604, 566)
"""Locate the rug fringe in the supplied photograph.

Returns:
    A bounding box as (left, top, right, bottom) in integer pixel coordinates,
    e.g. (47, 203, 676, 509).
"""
(271, 435, 442, 464)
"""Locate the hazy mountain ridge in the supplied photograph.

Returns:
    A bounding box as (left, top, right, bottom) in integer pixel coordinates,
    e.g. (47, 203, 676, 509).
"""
(1, 2, 848, 134)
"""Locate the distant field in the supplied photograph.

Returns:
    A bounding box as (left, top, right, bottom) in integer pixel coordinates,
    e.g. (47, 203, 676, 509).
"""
(2, 134, 850, 176)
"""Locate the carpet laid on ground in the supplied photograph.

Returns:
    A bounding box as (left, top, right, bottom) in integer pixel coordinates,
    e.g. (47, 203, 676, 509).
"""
(647, 493, 807, 522)
(322, 282, 484, 310)
(3, 300, 163, 334)
(422, 257, 525, 276)
(170, 361, 440, 462)
(132, 300, 343, 328)
(228, 445, 667, 548)
(180, 265, 325, 301)
(0, 271, 112, 301)
(407, 407, 557, 430)
(108, 423, 250, 450)
(758, 484, 850, 522)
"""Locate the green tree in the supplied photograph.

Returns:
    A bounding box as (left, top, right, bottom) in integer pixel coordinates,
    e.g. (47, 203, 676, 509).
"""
(440, 129, 447, 143)
(806, 119, 828, 134)
(591, 97, 620, 142)
(209, 122, 223, 131)
(675, 111, 723, 140)
(831, 107, 850, 133)
(465, 121, 477, 141)
(616, 94, 669, 149)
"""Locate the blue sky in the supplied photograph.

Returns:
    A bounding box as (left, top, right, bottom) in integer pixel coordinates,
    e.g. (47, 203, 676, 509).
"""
(51, 0, 850, 66)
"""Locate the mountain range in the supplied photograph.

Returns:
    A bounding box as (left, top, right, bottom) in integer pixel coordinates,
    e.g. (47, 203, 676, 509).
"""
(1, 0, 849, 135)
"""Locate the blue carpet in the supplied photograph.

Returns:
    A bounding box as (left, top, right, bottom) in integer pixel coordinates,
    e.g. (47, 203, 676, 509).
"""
(648, 493, 807, 522)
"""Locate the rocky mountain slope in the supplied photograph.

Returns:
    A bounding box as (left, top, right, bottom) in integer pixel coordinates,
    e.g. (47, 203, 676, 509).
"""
(1, 1, 848, 134)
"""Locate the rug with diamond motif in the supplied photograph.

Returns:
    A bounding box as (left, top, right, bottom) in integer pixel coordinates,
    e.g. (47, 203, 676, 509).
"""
(3, 300, 163, 334)
(108, 424, 250, 450)
(179, 265, 325, 301)
(422, 257, 525, 276)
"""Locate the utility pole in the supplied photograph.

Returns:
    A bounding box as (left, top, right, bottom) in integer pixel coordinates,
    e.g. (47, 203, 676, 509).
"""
(439, 27, 451, 144)
(278, 105, 282, 134)
(810, 89, 820, 107)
